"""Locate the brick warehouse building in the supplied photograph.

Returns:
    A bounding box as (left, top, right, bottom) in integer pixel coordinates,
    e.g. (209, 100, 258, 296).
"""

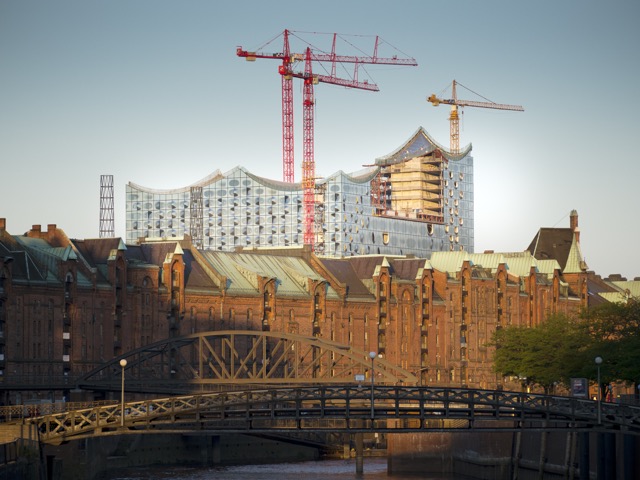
(1, 211, 638, 405)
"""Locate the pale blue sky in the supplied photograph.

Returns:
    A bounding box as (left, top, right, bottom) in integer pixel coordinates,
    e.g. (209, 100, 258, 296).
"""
(1, 1, 638, 279)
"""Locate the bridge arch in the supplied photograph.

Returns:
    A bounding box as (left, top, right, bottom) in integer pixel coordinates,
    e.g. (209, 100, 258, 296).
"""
(76, 330, 418, 394)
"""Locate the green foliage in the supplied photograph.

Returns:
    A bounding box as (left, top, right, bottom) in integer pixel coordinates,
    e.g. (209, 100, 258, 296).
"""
(492, 314, 589, 392)
(492, 299, 640, 392)
(581, 299, 640, 385)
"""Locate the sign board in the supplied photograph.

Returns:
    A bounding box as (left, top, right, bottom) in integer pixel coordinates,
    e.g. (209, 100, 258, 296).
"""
(570, 377, 588, 398)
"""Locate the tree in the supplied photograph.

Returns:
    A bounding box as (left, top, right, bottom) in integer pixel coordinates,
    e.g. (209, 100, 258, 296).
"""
(581, 299, 640, 394)
(492, 314, 590, 393)
(492, 300, 640, 397)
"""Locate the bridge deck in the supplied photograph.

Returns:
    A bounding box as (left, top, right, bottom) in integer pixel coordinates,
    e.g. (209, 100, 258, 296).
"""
(5, 386, 640, 445)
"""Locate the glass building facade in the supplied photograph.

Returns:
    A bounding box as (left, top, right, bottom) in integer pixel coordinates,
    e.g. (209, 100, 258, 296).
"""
(125, 128, 474, 257)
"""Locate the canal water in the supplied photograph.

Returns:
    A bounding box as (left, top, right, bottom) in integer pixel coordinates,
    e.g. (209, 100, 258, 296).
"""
(103, 458, 464, 479)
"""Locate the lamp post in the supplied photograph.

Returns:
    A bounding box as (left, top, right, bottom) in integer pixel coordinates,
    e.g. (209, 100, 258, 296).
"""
(595, 356, 603, 424)
(369, 352, 376, 421)
(120, 358, 127, 427)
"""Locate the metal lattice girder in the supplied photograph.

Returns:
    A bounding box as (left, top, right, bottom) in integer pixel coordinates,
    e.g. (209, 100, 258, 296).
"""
(29, 385, 640, 445)
(99, 174, 115, 238)
(76, 330, 418, 393)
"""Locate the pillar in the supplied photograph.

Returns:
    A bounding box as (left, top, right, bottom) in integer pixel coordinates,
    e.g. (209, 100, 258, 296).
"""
(354, 432, 364, 475)
(579, 432, 589, 480)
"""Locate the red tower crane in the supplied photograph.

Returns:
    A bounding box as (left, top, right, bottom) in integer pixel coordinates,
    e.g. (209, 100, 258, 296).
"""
(237, 30, 417, 247)
(287, 47, 380, 246)
(237, 29, 417, 183)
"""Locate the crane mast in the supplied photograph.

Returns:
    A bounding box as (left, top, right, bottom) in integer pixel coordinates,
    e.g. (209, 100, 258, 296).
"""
(282, 31, 295, 183)
(427, 79, 524, 154)
(293, 49, 381, 246)
(302, 48, 315, 246)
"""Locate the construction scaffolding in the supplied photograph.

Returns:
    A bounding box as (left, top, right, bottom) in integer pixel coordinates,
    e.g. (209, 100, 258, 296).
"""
(371, 149, 445, 224)
(314, 183, 326, 254)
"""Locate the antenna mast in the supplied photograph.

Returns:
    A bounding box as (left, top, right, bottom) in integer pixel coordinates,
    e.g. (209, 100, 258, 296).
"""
(99, 175, 115, 238)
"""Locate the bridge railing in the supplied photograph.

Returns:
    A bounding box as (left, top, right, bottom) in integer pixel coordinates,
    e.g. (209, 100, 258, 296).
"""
(0, 400, 118, 423)
(25, 386, 640, 444)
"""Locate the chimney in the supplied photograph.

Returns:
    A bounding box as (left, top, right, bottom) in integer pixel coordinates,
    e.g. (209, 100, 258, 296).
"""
(46, 224, 57, 242)
(570, 209, 580, 243)
(0, 218, 5, 233)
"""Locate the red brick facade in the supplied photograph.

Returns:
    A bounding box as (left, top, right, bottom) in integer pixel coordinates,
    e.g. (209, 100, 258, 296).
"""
(0, 214, 619, 404)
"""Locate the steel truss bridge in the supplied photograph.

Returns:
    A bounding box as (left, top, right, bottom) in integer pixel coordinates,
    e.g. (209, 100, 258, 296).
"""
(6, 331, 640, 448)
(29, 385, 640, 445)
(75, 330, 418, 394)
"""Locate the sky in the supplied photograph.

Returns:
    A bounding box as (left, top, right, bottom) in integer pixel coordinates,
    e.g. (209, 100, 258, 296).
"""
(1, 1, 639, 279)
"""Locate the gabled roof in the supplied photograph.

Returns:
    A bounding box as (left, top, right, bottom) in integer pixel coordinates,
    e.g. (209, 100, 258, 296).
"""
(467, 253, 506, 273)
(345, 256, 389, 279)
(527, 228, 586, 273)
(179, 248, 219, 290)
(585, 273, 620, 306)
(607, 280, 640, 299)
(429, 251, 472, 275)
(501, 252, 538, 277)
(199, 250, 339, 299)
(591, 277, 640, 304)
(72, 238, 128, 285)
(563, 234, 588, 274)
(536, 259, 563, 277)
(0, 241, 48, 283)
(125, 241, 218, 290)
(317, 258, 374, 298)
(389, 258, 427, 281)
(598, 291, 629, 303)
(73, 238, 123, 268)
(14, 236, 86, 284)
(375, 126, 471, 166)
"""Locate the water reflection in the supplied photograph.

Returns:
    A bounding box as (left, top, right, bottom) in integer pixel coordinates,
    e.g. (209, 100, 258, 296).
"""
(105, 458, 457, 479)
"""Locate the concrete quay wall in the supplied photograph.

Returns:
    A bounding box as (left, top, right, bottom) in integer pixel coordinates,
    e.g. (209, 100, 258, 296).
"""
(38, 433, 320, 480)
(387, 425, 640, 479)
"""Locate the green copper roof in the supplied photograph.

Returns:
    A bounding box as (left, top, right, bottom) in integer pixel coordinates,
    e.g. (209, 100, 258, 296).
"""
(536, 259, 563, 277)
(501, 252, 538, 277)
(467, 253, 506, 273)
(429, 251, 472, 275)
(607, 280, 640, 300)
(563, 234, 588, 274)
(199, 250, 339, 299)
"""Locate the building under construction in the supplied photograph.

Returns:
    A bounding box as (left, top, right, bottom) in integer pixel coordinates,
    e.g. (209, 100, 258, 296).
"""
(125, 127, 473, 257)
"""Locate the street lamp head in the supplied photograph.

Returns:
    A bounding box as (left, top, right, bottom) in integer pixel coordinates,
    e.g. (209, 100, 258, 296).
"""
(595, 356, 603, 365)
(119, 359, 128, 368)
(369, 351, 377, 360)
